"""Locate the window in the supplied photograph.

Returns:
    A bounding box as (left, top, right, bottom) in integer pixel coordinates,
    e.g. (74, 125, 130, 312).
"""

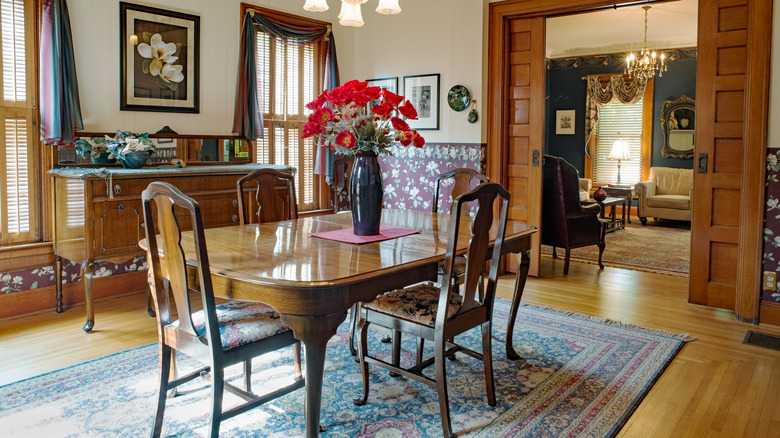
(253, 16, 322, 212)
(585, 75, 652, 187)
(0, 0, 39, 246)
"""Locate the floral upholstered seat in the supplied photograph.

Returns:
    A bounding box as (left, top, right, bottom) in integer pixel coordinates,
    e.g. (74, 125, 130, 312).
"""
(436, 256, 467, 278)
(175, 301, 290, 351)
(363, 283, 469, 327)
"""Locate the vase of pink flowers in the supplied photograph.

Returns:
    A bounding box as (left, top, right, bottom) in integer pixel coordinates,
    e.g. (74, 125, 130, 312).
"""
(302, 80, 424, 235)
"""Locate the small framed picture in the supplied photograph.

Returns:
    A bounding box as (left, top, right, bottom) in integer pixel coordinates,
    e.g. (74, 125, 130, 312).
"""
(403, 73, 440, 130)
(366, 77, 397, 94)
(556, 110, 575, 135)
(120, 2, 200, 113)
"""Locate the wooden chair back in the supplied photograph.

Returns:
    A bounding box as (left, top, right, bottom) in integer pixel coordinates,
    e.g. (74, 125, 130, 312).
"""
(432, 168, 489, 215)
(236, 168, 298, 224)
(440, 182, 510, 318)
(142, 182, 222, 355)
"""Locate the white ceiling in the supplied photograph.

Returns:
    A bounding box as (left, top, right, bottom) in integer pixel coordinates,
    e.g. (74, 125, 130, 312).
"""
(545, 0, 698, 59)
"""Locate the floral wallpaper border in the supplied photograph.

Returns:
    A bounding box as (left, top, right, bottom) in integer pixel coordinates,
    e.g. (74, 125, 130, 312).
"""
(762, 149, 780, 302)
(1, 257, 147, 295)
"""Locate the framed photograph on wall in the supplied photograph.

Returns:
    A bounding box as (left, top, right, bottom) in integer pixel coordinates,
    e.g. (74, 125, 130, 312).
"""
(120, 2, 200, 113)
(556, 110, 575, 135)
(403, 74, 440, 130)
(366, 77, 397, 94)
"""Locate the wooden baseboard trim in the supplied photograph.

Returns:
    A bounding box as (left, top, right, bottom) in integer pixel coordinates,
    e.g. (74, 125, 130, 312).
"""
(759, 301, 780, 326)
(0, 271, 148, 320)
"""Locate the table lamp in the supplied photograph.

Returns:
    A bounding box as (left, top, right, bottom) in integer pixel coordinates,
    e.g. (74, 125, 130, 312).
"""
(608, 138, 631, 184)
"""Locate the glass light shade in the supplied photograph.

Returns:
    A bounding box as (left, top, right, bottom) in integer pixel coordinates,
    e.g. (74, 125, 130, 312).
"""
(303, 0, 329, 12)
(608, 139, 632, 161)
(376, 0, 401, 14)
(339, 2, 364, 26)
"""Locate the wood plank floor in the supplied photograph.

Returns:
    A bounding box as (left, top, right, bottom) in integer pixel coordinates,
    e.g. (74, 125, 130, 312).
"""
(1, 258, 780, 437)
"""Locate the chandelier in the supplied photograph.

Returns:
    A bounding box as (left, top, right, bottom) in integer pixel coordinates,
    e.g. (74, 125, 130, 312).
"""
(625, 6, 667, 79)
(303, 0, 401, 27)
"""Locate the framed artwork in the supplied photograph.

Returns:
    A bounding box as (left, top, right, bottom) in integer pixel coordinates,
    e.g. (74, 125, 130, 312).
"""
(120, 2, 200, 113)
(556, 110, 575, 135)
(403, 73, 440, 130)
(366, 77, 397, 94)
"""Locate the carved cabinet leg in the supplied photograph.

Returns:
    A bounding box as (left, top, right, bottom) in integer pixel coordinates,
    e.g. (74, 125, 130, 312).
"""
(55, 256, 63, 313)
(81, 260, 96, 333)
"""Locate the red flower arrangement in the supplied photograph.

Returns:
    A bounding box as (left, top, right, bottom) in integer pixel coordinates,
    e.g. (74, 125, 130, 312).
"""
(301, 80, 425, 155)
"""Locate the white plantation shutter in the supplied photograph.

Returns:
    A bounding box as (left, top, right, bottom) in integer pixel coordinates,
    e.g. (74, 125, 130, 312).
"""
(254, 27, 321, 211)
(593, 98, 644, 186)
(0, 0, 38, 246)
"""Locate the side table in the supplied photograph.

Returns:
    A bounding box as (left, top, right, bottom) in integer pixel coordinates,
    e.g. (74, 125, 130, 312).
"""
(602, 185, 634, 224)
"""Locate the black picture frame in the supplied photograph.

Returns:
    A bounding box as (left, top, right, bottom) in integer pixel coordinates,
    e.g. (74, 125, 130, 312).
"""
(120, 2, 200, 113)
(366, 77, 398, 94)
(403, 73, 440, 130)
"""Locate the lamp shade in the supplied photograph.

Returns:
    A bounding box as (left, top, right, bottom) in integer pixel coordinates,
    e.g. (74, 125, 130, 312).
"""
(608, 139, 632, 161)
(376, 0, 401, 14)
(339, 1, 364, 26)
(303, 0, 329, 12)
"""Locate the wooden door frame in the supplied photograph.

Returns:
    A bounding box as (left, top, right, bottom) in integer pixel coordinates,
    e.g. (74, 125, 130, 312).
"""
(487, 0, 771, 322)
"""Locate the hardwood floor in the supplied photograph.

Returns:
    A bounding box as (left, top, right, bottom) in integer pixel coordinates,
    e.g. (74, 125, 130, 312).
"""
(1, 259, 779, 436)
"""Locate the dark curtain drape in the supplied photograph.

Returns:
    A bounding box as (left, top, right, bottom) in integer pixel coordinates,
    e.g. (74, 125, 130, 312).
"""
(233, 10, 340, 181)
(584, 75, 646, 157)
(40, 0, 83, 145)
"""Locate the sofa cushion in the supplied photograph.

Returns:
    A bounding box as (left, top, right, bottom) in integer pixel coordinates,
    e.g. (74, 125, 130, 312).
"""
(647, 194, 690, 210)
(650, 167, 693, 195)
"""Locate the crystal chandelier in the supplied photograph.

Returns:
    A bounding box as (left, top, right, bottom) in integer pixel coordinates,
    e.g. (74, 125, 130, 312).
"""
(304, 0, 401, 27)
(625, 6, 667, 80)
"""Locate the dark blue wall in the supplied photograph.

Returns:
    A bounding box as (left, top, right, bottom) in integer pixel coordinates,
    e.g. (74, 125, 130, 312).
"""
(545, 58, 697, 175)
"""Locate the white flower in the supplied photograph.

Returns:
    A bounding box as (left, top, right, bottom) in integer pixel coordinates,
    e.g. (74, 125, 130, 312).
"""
(769, 154, 778, 167)
(768, 198, 779, 210)
(137, 34, 179, 78)
(12, 276, 22, 285)
(159, 63, 184, 83)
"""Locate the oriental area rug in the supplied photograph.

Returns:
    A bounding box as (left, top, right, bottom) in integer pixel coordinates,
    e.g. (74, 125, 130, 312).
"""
(0, 299, 693, 437)
(541, 221, 691, 276)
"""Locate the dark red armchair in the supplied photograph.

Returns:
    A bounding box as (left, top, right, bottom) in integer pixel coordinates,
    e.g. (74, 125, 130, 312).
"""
(541, 155, 606, 275)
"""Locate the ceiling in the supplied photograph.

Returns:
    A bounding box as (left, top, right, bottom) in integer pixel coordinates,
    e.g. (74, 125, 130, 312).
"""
(545, 0, 698, 59)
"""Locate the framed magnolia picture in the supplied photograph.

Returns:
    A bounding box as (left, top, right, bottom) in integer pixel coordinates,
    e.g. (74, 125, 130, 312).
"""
(120, 2, 200, 113)
(556, 110, 575, 135)
(366, 77, 397, 94)
(403, 73, 440, 130)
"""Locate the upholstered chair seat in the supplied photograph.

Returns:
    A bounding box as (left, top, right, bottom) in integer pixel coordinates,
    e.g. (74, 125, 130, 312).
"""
(363, 284, 466, 326)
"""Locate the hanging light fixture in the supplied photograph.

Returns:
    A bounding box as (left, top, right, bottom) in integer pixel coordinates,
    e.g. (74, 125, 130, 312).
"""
(625, 6, 667, 80)
(304, 1, 400, 26)
(376, 0, 401, 15)
(339, 0, 364, 27)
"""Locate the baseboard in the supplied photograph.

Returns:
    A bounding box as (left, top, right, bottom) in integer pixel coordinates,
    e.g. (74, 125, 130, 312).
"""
(760, 301, 780, 326)
(0, 271, 147, 320)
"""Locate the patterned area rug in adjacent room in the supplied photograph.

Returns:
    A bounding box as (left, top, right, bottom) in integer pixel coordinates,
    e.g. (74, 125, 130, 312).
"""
(0, 299, 693, 438)
(542, 221, 691, 276)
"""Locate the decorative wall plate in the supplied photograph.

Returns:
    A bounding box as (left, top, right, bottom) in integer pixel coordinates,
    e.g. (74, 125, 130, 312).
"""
(447, 85, 470, 112)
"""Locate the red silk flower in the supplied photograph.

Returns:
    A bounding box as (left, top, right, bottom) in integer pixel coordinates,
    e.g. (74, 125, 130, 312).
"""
(371, 101, 393, 117)
(411, 132, 425, 148)
(398, 100, 418, 120)
(390, 117, 409, 131)
(382, 89, 404, 107)
(335, 131, 357, 149)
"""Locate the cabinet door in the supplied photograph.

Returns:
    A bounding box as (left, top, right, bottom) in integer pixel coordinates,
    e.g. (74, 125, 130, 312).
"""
(93, 201, 144, 258)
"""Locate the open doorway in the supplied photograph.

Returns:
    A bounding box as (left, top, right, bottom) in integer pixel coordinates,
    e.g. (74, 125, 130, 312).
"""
(540, 0, 697, 277)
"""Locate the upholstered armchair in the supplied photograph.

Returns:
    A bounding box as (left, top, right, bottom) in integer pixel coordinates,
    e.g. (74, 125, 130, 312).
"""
(542, 155, 606, 275)
(635, 167, 693, 225)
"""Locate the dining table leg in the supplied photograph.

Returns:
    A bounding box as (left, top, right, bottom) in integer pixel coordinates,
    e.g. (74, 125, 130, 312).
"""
(281, 310, 349, 438)
(506, 250, 531, 361)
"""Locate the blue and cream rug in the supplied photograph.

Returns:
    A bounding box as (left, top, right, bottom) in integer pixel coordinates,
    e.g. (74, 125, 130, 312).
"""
(0, 300, 693, 437)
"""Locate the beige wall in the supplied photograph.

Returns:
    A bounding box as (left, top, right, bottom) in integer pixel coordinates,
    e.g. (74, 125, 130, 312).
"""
(68, 0, 484, 143)
(69, 0, 353, 135)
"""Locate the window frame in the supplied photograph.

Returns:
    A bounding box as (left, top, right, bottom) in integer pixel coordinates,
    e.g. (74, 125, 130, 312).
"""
(241, 4, 330, 213)
(584, 74, 653, 187)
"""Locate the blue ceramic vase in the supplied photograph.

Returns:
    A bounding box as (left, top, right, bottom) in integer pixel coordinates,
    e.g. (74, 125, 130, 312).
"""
(349, 151, 383, 236)
(90, 152, 116, 165)
(118, 151, 151, 169)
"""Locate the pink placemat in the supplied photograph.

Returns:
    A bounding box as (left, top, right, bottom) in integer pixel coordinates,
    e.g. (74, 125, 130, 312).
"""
(311, 226, 420, 244)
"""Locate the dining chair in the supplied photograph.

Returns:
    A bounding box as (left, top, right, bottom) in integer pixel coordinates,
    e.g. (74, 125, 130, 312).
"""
(353, 182, 510, 438)
(142, 182, 304, 438)
(433, 168, 489, 293)
(236, 168, 298, 224)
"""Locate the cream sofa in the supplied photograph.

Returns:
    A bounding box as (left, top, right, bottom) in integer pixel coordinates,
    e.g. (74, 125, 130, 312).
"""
(635, 167, 693, 225)
(579, 178, 592, 202)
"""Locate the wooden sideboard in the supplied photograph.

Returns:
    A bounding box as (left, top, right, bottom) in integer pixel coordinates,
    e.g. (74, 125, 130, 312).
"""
(50, 164, 291, 332)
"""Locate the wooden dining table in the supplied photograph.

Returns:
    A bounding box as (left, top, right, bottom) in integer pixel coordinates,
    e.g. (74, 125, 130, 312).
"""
(141, 209, 535, 437)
